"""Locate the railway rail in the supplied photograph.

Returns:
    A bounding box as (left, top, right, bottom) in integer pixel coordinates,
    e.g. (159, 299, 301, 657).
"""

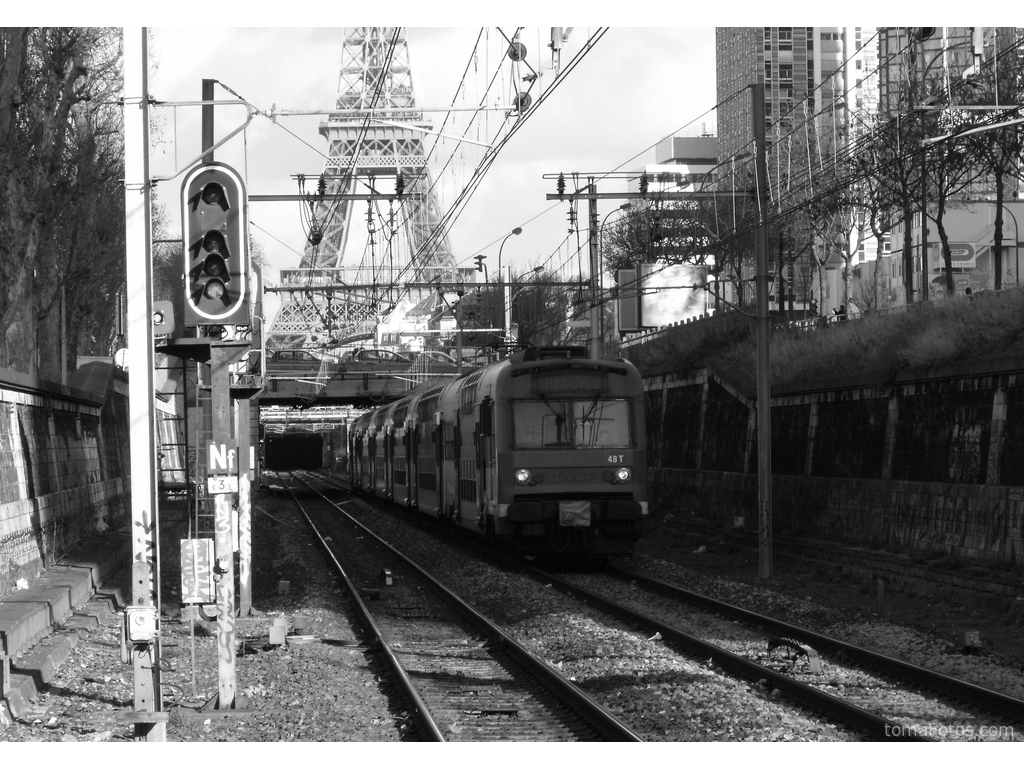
(281, 471, 641, 742)
(531, 565, 1023, 741)
(299, 470, 940, 740)
(604, 565, 1024, 725)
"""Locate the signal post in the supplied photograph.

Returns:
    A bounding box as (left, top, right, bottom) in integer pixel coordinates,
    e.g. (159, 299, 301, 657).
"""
(158, 159, 258, 709)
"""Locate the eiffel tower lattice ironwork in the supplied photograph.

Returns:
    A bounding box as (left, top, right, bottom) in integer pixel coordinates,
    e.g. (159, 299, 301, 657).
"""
(268, 27, 465, 350)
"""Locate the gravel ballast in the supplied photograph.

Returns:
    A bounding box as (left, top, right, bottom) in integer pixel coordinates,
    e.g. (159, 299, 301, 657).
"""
(1, 480, 1022, 744)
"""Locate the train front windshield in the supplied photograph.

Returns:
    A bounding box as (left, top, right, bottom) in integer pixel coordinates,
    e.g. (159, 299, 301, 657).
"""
(511, 398, 632, 449)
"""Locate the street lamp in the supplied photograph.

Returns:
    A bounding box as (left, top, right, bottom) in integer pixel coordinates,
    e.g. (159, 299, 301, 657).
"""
(497, 227, 523, 284)
(599, 203, 631, 346)
(497, 227, 523, 346)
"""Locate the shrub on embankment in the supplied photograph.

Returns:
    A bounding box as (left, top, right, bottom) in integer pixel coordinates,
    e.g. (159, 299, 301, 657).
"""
(624, 287, 1024, 392)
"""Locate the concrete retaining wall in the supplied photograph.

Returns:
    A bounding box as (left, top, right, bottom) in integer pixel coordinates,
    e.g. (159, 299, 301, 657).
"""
(0, 364, 130, 598)
(644, 360, 1024, 567)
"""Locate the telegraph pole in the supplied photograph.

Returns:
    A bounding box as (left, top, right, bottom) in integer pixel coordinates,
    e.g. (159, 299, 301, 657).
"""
(588, 179, 601, 358)
(752, 83, 773, 580)
(123, 26, 166, 741)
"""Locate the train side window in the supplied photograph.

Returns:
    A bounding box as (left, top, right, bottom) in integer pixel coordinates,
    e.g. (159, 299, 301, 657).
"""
(479, 396, 493, 436)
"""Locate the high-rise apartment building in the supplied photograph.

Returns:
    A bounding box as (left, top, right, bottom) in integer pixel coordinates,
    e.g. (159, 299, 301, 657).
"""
(715, 27, 879, 160)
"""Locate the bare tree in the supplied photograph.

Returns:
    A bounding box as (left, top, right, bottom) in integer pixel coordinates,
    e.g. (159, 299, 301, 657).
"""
(0, 28, 125, 377)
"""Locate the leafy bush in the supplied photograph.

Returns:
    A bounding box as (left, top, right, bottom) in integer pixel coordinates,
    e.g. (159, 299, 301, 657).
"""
(627, 288, 1024, 392)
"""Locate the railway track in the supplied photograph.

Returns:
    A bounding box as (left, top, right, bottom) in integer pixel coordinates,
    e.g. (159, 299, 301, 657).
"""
(296, 472, 925, 739)
(305, 470, 1023, 741)
(525, 564, 1024, 741)
(604, 564, 1024, 724)
(281, 471, 641, 742)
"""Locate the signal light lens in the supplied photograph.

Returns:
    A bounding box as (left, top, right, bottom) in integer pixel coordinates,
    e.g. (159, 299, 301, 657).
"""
(203, 254, 227, 278)
(203, 231, 226, 253)
(201, 184, 225, 207)
(614, 467, 632, 483)
(203, 279, 226, 301)
(514, 468, 532, 486)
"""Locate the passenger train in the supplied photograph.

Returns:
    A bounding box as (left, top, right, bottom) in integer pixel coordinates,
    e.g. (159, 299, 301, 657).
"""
(347, 346, 649, 555)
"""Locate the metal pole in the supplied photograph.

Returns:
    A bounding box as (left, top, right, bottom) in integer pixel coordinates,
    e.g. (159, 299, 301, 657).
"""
(503, 266, 512, 350)
(202, 79, 215, 163)
(497, 228, 522, 348)
(918, 43, 929, 302)
(752, 84, 773, 580)
(210, 345, 237, 708)
(123, 26, 165, 741)
(456, 299, 463, 376)
(589, 181, 601, 358)
(236, 400, 252, 617)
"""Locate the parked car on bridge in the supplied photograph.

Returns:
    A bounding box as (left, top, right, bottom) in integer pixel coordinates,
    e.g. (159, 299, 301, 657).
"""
(266, 349, 330, 377)
(340, 347, 413, 367)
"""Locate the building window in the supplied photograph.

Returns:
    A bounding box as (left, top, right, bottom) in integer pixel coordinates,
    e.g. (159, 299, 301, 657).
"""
(778, 28, 792, 50)
(779, 63, 793, 81)
(765, 61, 772, 80)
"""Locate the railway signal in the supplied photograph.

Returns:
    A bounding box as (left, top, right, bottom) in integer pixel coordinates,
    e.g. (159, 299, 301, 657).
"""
(152, 300, 174, 336)
(181, 162, 250, 326)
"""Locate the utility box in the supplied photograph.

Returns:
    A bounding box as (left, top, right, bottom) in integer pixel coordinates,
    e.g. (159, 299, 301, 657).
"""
(961, 630, 982, 649)
(125, 606, 159, 643)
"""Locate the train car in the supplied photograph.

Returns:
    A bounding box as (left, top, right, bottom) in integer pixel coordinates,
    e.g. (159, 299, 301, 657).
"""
(348, 346, 648, 555)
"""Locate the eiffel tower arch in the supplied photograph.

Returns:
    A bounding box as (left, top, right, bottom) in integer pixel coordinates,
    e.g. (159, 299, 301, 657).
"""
(268, 27, 469, 351)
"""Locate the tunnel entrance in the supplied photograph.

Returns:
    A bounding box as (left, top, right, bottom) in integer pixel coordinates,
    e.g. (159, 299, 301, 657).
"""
(264, 433, 324, 471)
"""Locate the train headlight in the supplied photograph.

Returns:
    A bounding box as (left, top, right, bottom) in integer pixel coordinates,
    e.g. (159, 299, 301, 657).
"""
(602, 467, 633, 484)
(514, 468, 533, 485)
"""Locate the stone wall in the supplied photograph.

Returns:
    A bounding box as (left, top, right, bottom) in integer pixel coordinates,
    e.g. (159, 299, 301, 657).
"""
(0, 365, 130, 596)
(644, 359, 1024, 566)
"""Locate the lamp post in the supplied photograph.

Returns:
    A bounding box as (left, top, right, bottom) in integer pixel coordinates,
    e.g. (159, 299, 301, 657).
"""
(497, 227, 523, 347)
(599, 203, 631, 348)
(1003, 204, 1020, 286)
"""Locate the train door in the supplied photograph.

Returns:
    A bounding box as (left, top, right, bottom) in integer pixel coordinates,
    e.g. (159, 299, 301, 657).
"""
(478, 396, 496, 530)
(439, 411, 453, 519)
(383, 425, 393, 498)
(449, 413, 463, 523)
(403, 418, 415, 507)
(367, 429, 377, 492)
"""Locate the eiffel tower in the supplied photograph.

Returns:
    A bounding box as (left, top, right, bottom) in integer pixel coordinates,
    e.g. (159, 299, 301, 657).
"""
(268, 27, 469, 350)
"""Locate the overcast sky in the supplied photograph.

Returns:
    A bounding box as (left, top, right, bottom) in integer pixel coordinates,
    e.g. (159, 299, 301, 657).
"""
(140, 25, 719, 325)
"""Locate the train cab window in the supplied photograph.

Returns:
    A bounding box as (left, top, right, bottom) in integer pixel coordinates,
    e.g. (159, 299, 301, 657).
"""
(574, 398, 631, 448)
(512, 398, 631, 449)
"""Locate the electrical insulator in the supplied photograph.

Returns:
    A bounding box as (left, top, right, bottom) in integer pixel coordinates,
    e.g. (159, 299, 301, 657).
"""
(507, 42, 527, 61)
(556, 172, 566, 200)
